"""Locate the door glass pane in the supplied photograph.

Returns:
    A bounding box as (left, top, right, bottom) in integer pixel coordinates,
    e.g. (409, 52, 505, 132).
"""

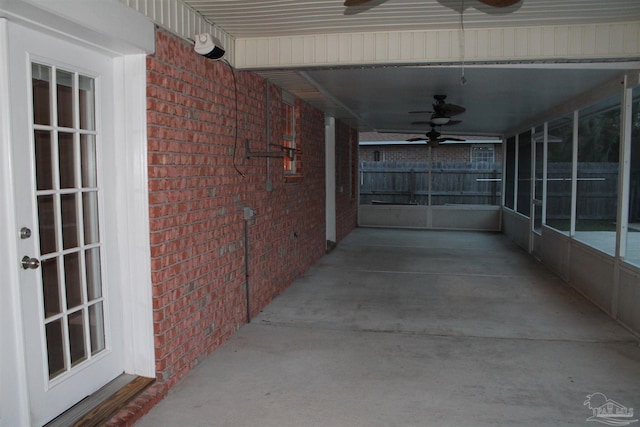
(82, 191, 100, 245)
(64, 252, 83, 309)
(86, 248, 102, 301)
(46, 319, 65, 379)
(58, 132, 76, 189)
(32, 63, 106, 380)
(61, 193, 79, 249)
(79, 76, 95, 131)
(68, 310, 87, 367)
(81, 134, 97, 187)
(35, 130, 54, 191)
(38, 195, 57, 255)
(57, 70, 74, 128)
(41, 258, 61, 317)
(32, 63, 51, 126)
(89, 303, 105, 355)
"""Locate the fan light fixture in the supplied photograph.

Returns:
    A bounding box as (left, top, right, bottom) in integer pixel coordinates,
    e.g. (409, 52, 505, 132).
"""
(430, 116, 451, 125)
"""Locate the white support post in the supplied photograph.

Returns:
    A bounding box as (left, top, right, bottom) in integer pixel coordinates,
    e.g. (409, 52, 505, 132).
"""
(529, 127, 536, 253)
(116, 54, 156, 377)
(514, 134, 519, 212)
(500, 137, 506, 208)
(570, 110, 579, 237)
(612, 75, 634, 317)
(325, 115, 337, 243)
(616, 77, 633, 261)
(542, 122, 548, 225)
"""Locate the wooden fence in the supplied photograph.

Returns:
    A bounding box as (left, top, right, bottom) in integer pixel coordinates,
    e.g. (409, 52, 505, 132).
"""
(361, 161, 620, 221)
(546, 162, 619, 221)
(360, 161, 501, 206)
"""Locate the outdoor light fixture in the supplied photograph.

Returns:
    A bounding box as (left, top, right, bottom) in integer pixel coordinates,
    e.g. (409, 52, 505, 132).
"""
(194, 33, 226, 60)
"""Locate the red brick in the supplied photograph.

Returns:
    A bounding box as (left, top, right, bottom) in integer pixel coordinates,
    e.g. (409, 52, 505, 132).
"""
(114, 27, 359, 424)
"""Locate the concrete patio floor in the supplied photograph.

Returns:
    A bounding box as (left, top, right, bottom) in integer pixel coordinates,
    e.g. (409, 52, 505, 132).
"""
(136, 228, 640, 427)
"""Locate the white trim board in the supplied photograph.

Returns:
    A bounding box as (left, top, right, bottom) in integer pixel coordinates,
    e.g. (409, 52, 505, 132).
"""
(235, 21, 640, 69)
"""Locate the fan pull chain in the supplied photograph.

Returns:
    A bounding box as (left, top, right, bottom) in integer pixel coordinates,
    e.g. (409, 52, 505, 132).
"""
(460, 0, 467, 85)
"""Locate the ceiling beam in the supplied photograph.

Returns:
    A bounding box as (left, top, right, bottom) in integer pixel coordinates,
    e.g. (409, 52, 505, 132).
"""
(234, 21, 640, 70)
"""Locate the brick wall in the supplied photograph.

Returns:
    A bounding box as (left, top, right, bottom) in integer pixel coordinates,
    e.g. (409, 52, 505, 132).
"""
(360, 143, 503, 163)
(110, 27, 358, 425)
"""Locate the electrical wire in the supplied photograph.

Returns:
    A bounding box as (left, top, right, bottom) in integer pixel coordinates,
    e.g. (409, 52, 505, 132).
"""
(223, 59, 245, 177)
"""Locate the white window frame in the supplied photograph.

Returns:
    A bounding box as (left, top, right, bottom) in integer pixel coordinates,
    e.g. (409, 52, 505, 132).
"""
(283, 91, 296, 174)
(470, 144, 495, 163)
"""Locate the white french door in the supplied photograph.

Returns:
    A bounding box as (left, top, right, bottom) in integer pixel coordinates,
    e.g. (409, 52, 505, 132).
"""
(8, 21, 124, 426)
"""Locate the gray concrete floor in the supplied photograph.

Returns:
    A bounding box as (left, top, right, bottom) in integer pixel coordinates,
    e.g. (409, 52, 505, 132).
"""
(136, 228, 640, 427)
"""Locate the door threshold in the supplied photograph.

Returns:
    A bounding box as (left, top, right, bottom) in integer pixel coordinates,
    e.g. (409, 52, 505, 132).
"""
(45, 374, 155, 427)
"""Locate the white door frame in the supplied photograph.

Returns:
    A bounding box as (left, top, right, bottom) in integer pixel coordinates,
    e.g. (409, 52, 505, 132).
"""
(0, 18, 31, 426)
(0, 2, 154, 425)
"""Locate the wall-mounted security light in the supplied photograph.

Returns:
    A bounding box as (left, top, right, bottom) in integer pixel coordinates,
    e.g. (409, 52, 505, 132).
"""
(194, 33, 226, 60)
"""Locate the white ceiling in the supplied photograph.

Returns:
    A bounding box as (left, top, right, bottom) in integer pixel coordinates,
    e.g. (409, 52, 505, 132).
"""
(182, 0, 640, 137)
(184, 0, 640, 38)
(303, 65, 631, 135)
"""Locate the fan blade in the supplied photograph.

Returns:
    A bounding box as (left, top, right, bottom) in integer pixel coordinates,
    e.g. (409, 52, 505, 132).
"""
(443, 137, 466, 142)
(409, 109, 463, 116)
(436, 104, 466, 116)
(477, 0, 520, 7)
(344, 0, 373, 6)
(411, 120, 462, 126)
(406, 137, 427, 142)
(412, 95, 466, 117)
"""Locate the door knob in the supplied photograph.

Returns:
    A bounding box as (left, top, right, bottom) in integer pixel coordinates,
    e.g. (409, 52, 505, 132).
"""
(21, 256, 40, 270)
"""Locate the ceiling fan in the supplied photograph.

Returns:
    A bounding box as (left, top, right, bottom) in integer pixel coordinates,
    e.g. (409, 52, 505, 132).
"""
(409, 94, 466, 125)
(406, 125, 465, 147)
(345, 0, 520, 7)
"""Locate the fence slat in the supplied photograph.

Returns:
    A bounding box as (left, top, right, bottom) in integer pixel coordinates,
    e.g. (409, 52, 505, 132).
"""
(360, 161, 502, 206)
(360, 161, 618, 218)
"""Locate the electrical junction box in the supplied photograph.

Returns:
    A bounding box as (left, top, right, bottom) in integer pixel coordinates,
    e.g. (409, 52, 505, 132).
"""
(243, 207, 256, 220)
